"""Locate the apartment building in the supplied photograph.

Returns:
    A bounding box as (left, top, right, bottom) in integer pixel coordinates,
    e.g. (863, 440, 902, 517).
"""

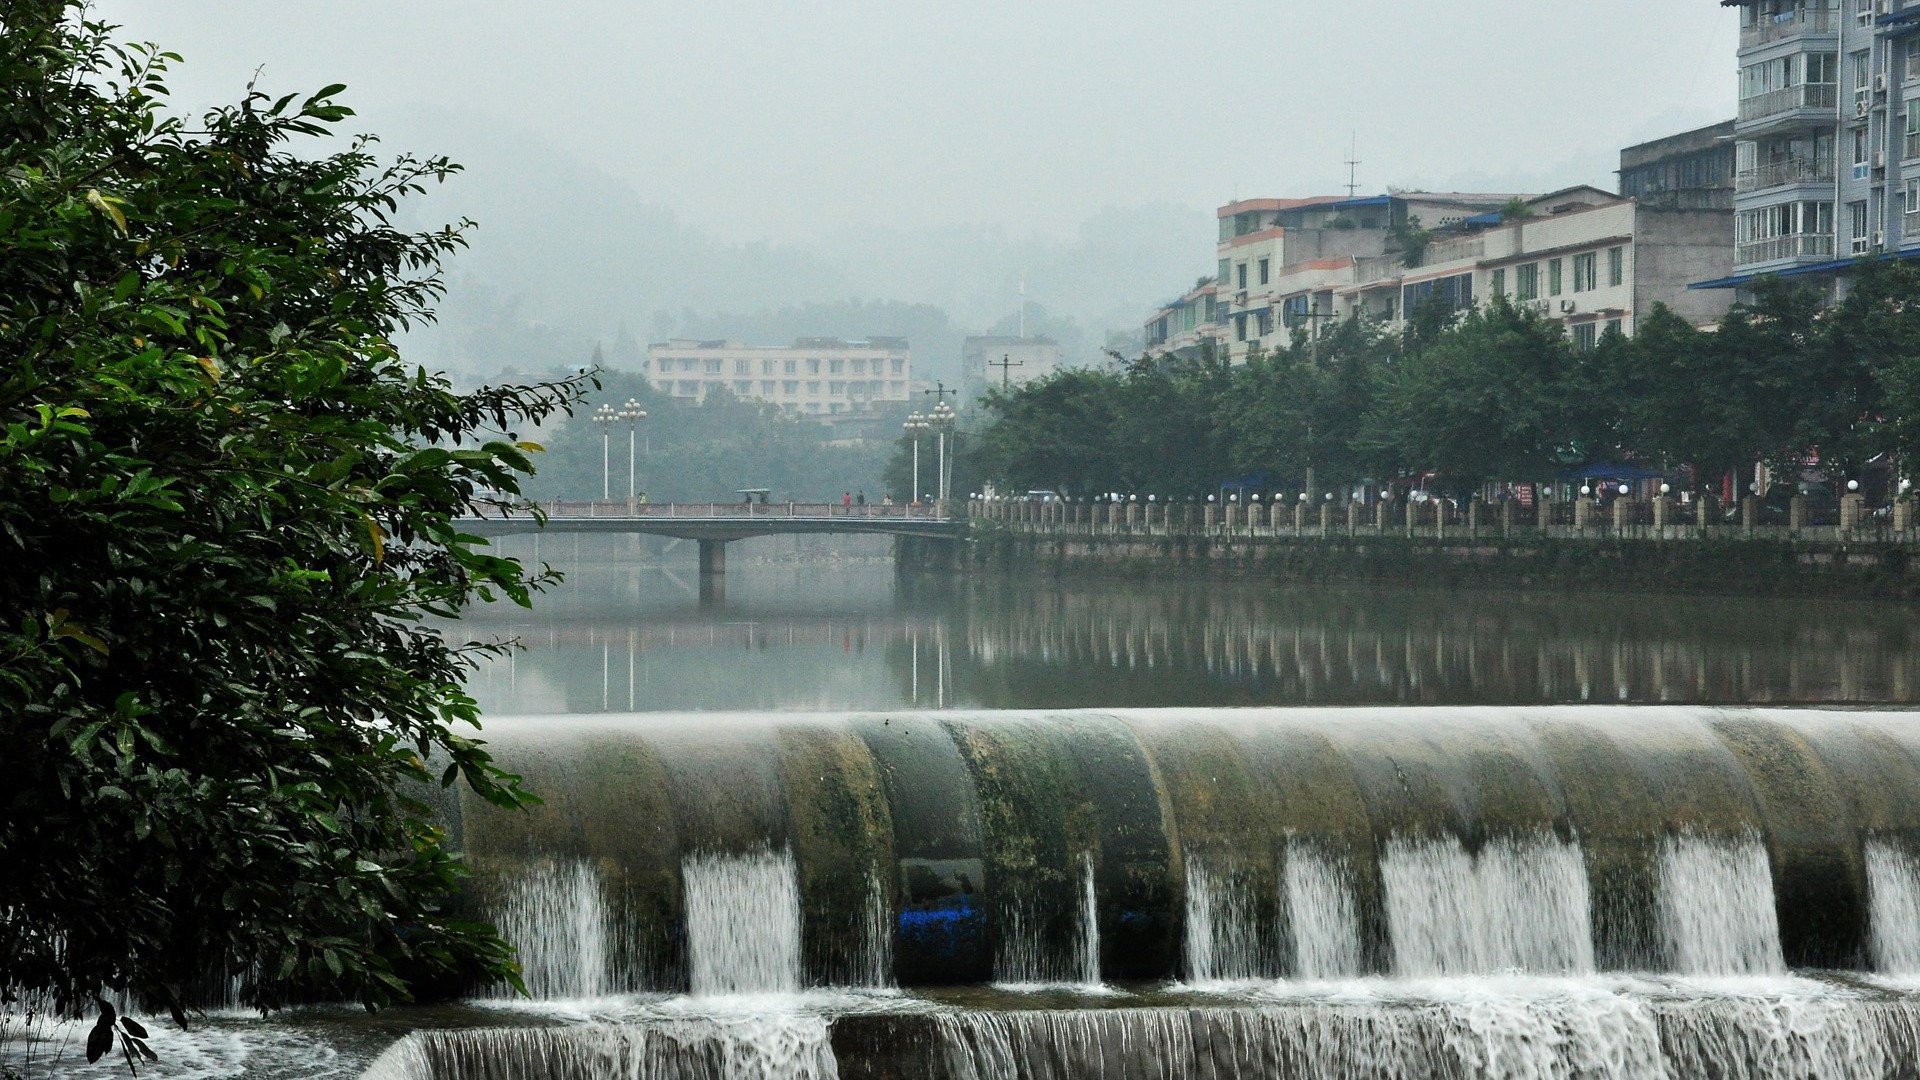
(1620, 121, 1738, 210)
(1704, 0, 1920, 295)
(643, 337, 912, 417)
(1335, 189, 1734, 344)
(1143, 282, 1226, 359)
(962, 336, 1063, 399)
(1207, 193, 1526, 361)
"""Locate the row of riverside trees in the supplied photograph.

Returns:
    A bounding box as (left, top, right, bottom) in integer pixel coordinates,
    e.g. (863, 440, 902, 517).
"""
(955, 261, 1920, 504)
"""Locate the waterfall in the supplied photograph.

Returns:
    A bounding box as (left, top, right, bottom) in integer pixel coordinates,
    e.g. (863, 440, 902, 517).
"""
(1380, 833, 1593, 976)
(684, 848, 803, 997)
(1657, 832, 1784, 976)
(995, 853, 1099, 987)
(362, 1018, 839, 1080)
(486, 859, 612, 1000)
(1183, 855, 1266, 983)
(857, 870, 894, 989)
(1867, 838, 1920, 976)
(1283, 842, 1362, 980)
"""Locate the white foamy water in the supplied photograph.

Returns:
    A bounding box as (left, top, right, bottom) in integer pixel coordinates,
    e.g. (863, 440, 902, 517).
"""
(362, 1017, 839, 1080)
(1867, 838, 1920, 976)
(486, 859, 612, 999)
(1657, 832, 1784, 976)
(1284, 842, 1363, 980)
(684, 848, 804, 997)
(1185, 855, 1266, 983)
(1381, 833, 1593, 977)
(857, 870, 895, 989)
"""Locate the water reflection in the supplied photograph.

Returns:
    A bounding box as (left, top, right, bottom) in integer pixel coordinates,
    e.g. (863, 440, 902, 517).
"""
(452, 553, 1920, 713)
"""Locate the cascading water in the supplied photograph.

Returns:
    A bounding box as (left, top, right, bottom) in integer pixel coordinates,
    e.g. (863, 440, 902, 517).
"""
(857, 870, 895, 990)
(362, 1018, 840, 1080)
(1381, 833, 1593, 976)
(683, 848, 804, 997)
(994, 854, 1099, 988)
(1282, 841, 1362, 981)
(1657, 831, 1785, 977)
(1867, 838, 1920, 976)
(1182, 855, 1266, 983)
(485, 858, 612, 999)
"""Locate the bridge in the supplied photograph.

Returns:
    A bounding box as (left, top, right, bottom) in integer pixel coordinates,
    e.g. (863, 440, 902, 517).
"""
(457, 500, 963, 599)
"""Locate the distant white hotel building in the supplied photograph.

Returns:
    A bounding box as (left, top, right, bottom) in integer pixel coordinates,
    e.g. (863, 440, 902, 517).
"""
(643, 337, 913, 417)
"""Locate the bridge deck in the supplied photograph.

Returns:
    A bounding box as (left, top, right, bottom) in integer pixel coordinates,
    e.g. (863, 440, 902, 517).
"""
(458, 501, 961, 540)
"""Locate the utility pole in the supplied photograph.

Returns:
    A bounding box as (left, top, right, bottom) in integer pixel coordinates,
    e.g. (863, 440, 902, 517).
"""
(989, 353, 1024, 390)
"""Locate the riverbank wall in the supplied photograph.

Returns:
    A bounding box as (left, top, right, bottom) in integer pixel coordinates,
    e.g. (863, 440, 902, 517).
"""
(956, 519, 1920, 599)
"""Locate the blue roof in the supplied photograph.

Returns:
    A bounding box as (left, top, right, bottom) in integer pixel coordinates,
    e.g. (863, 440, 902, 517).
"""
(1689, 248, 1920, 290)
(1879, 6, 1920, 27)
(1463, 212, 1504, 227)
(1324, 195, 1392, 210)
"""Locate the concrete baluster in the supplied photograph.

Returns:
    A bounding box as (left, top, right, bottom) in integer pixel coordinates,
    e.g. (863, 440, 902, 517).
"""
(1789, 494, 1807, 533)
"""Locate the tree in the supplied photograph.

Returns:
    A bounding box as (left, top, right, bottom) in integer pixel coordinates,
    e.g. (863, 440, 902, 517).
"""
(0, 3, 588, 1023)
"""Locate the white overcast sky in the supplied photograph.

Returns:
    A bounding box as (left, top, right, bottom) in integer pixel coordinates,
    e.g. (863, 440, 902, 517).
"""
(95, 1, 1737, 247)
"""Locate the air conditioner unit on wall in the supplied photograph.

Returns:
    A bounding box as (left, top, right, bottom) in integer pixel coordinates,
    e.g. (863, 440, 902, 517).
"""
(1858, 99, 1874, 118)
(1876, 150, 1888, 169)
(1560, 300, 1577, 314)
(1875, 229, 1887, 247)
(1877, 73, 1890, 94)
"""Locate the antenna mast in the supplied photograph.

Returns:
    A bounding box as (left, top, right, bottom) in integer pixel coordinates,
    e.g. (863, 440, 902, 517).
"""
(1345, 133, 1361, 198)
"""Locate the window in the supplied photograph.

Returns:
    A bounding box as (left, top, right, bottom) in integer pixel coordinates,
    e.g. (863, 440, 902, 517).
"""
(1218, 258, 1230, 285)
(829, 381, 845, 395)
(1572, 323, 1598, 352)
(785, 359, 798, 375)
(1907, 178, 1920, 219)
(1490, 268, 1506, 297)
(829, 359, 844, 374)
(1908, 39, 1920, 83)
(677, 381, 699, 395)
(760, 380, 775, 395)
(1516, 263, 1540, 301)
(1906, 105, 1920, 159)
(1608, 247, 1625, 287)
(1548, 258, 1564, 296)
(1851, 199, 1871, 251)
(704, 359, 722, 374)
(891, 359, 905, 375)
(1236, 262, 1249, 289)
(1572, 252, 1598, 293)
(1258, 258, 1271, 286)
(806, 381, 821, 395)
(1606, 318, 1624, 338)
(851, 359, 866, 375)
(1256, 309, 1273, 337)
(783, 380, 799, 395)
(1235, 313, 1248, 341)
(1855, 124, 1870, 168)
(1859, 0, 1875, 25)
(758, 360, 772, 375)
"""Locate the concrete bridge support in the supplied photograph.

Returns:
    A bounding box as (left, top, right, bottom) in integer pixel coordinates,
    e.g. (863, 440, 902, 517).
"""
(698, 539, 727, 607)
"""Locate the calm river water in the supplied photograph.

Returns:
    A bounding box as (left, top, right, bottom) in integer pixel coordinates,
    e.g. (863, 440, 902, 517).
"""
(454, 538, 1920, 713)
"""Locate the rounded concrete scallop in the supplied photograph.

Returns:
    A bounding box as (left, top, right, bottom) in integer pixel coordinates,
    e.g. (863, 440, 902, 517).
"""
(458, 714, 685, 992)
(771, 717, 897, 986)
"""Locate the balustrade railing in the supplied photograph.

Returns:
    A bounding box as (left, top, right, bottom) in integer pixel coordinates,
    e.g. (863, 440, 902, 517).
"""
(1735, 156, 1835, 192)
(1737, 83, 1837, 124)
(1739, 7, 1837, 48)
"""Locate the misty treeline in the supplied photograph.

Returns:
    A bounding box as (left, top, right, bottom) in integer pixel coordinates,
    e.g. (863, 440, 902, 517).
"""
(953, 261, 1920, 502)
(524, 370, 898, 503)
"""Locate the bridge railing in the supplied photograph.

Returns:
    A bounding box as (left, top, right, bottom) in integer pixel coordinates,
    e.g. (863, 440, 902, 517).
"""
(534, 500, 949, 520)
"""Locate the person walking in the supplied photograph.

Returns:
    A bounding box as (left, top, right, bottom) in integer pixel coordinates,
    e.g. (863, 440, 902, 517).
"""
(842, 491, 852, 514)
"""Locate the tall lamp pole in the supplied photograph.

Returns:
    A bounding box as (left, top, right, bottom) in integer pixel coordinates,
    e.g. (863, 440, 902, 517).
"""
(621, 399, 647, 501)
(592, 404, 617, 501)
(904, 412, 929, 505)
(929, 401, 956, 504)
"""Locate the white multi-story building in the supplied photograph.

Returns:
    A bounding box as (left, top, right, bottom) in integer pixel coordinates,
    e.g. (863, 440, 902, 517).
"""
(1336, 188, 1734, 344)
(1703, 0, 1920, 296)
(962, 336, 1063, 399)
(643, 337, 912, 417)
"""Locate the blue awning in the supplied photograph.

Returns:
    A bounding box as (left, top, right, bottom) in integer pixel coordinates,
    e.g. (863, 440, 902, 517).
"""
(1689, 248, 1920, 290)
(1879, 6, 1920, 27)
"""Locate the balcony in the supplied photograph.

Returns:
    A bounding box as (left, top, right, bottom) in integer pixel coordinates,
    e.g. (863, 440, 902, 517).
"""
(1736, 156, 1837, 192)
(1738, 83, 1838, 125)
(1736, 233, 1837, 266)
(1739, 8, 1837, 48)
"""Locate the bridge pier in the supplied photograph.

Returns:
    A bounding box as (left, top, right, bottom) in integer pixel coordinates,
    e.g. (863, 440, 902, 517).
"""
(698, 539, 727, 606)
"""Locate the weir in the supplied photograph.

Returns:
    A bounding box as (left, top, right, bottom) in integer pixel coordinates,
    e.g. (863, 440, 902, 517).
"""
(379, 707, 1920, 1079)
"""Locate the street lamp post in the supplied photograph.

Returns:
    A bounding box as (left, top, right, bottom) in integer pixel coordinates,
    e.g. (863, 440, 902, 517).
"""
(929, 401, 956, 504)
(904, 412, 929, 506)
(592, 404, 618, 501)
(620, 399, 647, 502)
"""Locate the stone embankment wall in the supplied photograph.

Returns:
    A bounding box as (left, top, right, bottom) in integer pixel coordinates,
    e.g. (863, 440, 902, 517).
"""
(959, 498, 1920, 598)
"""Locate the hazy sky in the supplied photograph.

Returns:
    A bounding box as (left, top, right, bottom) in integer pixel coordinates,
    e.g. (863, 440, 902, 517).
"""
(96, 1, 1735, 245)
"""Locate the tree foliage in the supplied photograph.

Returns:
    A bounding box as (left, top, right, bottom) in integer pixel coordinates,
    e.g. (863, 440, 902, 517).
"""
(0, 3, 587, 1020)
(959, 261, 1920, 501)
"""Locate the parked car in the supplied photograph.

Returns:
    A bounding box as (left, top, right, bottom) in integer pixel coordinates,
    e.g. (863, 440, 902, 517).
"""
(1723, 482, 1839, 525)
